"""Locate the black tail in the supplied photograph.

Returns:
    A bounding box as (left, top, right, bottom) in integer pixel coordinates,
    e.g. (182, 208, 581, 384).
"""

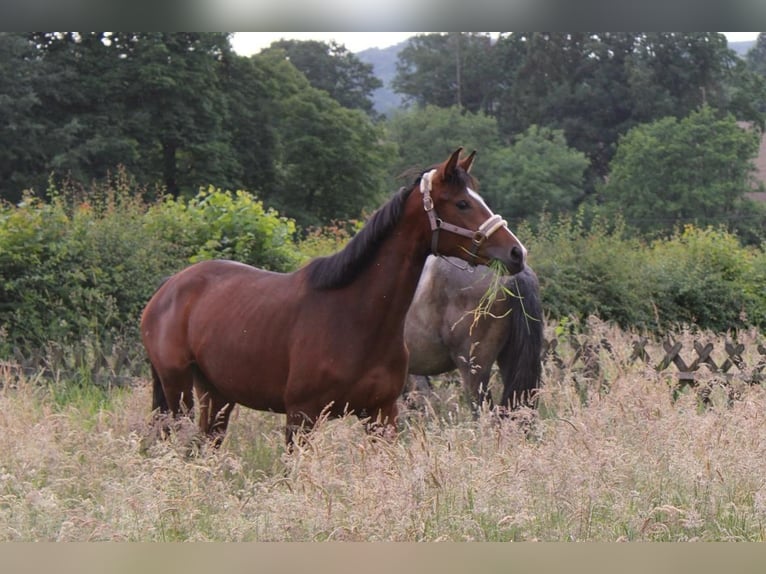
(498, 266, 544, 409)
(151, 363, 169, 413)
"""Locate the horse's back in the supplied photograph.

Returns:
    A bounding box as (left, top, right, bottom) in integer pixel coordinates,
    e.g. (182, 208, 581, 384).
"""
(142, 259, 279, 334)
(141, 260, 292, 374)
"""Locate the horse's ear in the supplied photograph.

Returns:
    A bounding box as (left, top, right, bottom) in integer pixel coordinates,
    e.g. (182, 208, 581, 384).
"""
(442, 147, 463, 178)
(459, 150, 477, 173)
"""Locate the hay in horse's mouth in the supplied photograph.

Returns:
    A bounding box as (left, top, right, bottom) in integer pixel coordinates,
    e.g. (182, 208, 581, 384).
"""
(457, 260, 539, 337)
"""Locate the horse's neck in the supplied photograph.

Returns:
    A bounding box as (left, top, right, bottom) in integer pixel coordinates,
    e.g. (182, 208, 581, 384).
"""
(366, 246, 428, 310)
(354, 217, 430, 331)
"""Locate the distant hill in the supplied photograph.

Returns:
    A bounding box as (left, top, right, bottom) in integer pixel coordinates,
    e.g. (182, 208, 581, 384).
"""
(356, 40, 409, 116)
(729, 40, 755, 57)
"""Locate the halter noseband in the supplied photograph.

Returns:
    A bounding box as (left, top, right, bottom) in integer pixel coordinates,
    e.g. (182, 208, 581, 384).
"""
(420, 169, 507, 261)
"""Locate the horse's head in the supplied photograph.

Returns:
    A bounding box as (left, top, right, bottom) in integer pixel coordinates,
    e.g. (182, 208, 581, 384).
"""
(419, 147, 526, 274)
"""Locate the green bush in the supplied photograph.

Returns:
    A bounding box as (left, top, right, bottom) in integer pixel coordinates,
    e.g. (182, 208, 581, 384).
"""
(646, 225, 766, 332)
(522, 214, 766, 333)
(0, 181, 300, 357)
(144, 187, 300, 272)
(523, 211, 654, 329)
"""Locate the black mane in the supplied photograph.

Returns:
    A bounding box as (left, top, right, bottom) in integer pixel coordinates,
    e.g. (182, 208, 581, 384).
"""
(306, 184, 415, 290)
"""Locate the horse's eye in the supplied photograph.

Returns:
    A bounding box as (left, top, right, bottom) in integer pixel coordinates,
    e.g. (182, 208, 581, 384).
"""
(456, 200, 470, 210)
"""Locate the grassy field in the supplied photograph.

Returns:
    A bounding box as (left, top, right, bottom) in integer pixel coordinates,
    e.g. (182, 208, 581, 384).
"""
(2, 323, 766, 541)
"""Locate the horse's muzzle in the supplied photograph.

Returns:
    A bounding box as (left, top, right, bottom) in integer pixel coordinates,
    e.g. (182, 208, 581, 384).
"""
(507, 245, 526, 275)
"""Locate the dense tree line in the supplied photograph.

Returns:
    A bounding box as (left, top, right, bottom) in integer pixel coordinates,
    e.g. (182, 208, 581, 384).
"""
(395, 33, 766, 186)
(0, 32, 391, 229)
(1, 31, 766, 239)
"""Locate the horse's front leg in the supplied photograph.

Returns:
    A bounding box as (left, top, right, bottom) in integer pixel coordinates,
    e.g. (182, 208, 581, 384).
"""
(362, 401, 399, 440)
(284, 409, 316, 450)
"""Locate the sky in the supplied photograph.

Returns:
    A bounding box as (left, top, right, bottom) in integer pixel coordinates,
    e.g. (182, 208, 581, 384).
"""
(231, 32, 760, 56)
(230, 32, 421, 55)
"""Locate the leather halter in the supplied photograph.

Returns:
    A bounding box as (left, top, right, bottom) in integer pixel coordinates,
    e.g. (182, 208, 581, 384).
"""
(420, 169, 507, 261)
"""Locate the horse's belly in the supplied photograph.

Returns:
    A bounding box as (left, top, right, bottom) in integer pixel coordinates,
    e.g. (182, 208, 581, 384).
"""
(404, 312, 456, 376)
(406, 341, 455, 376)
(194, 333, 292, 414)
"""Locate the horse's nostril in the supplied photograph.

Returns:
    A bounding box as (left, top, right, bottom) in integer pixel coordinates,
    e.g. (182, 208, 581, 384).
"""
(511, 245, 524, 263)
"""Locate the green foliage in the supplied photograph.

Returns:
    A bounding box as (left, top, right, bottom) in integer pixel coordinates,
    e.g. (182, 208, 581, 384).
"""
(601, 106, 762, 238)
(296, 220, 360, 263)
(393, 33, 497, 114)
(0, 33, 48, 203)
(277, 98, 391, 227)
(480, 125, 589, 221)
(646, 225, 766, 331)
(746, 32, 766, 77)
(0, 177, 300, 356)
(524, 211, 654, 329)
(522, 214, 766, 332)
(0, 185, 169, 351)
(386, 105, 501, 179)
(144, 187, 300, 271)
(0, 33, 394, 230)
(262, 39, 382, 116)
(395, 32, 765, 187)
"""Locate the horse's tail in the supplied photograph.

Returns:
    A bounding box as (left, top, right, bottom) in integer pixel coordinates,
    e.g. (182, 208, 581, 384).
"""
(145, 276, 172, 414)
(150, 363, 169, 413)
(498, 266, 544, 409)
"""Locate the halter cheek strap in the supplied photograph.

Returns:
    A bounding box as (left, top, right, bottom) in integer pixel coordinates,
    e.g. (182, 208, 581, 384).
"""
(420, 169, 508, 260)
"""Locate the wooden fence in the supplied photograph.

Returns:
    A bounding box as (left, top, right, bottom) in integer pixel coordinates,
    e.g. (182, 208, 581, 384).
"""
(543, 335, 766, 388)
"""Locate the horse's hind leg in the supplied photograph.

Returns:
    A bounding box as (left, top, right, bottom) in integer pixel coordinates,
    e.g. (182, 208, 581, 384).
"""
(456, 362, 494, 416)
(150, 363, 195, 438)
(193, 367, 234, 448)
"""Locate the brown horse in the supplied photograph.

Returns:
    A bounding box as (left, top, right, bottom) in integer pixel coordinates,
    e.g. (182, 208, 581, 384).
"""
(140, 148, 527, 446)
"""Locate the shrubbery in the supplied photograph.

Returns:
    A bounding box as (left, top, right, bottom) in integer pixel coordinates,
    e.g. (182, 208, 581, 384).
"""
(524, 212, 766, 332)
(0, 178, 300, 357)
(1, 178, 765, 367)
(646, 225, 766, 331)
(522, 213, 654, 329)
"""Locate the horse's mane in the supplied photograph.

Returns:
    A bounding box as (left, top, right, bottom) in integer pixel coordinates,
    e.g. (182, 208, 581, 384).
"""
(305, 163, 476, 290)
(306, 184, 415, 290)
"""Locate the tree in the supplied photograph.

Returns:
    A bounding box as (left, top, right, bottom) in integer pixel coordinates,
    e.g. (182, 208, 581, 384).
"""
(739, 33, 766, 130)
(10, 33, 141, 199)
(0, 33, 46, 203)
(630, 33, 738, 119)
(217, 50, 279, 195)
(600, 105, 763, 237)
(272, 90, 393, 228)
(252, 50, 395, 228)
(480, 125, 589, 222)
(494, 33, 738, 180)
(385, 105, 502, 182)
(114, 32, 236, 197)
(262, 39, 382, 116)
(0, 33, 238, 200)
(392, 33, 497, 114)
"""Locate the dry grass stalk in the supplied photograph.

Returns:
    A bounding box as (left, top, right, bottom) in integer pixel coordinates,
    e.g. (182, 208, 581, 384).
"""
(1, 323, 766, 541)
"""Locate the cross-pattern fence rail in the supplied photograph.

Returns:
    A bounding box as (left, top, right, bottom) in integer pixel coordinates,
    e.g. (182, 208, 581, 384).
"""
(543, 331, 766, 401)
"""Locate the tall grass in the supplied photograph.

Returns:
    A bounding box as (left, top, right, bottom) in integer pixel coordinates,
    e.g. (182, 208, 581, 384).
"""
(2, 323, 766, 541)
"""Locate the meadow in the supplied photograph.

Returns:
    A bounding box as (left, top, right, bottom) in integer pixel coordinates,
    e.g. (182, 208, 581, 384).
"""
(2, 321, 766, 541)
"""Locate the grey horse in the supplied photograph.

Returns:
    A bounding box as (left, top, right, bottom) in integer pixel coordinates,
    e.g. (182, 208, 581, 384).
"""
(404, 255, 543, 410)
